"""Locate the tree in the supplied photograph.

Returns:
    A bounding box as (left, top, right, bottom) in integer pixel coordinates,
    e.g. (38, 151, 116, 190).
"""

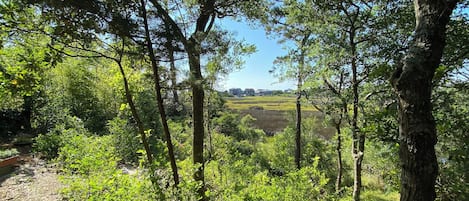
(390, 0, 459, 200)
(150, 1, 261, 199)
(0, 2, 57, 136)
(266, 0, 317, 170)
(269, 1, 390, 199)
(139, 0, 179, 188)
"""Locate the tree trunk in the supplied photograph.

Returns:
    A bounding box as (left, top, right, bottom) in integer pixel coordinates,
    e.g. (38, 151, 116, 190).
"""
(140, 0, 180, 188)
(206, 86, 214, 161)
(335, 123, 343, 193)
(148, 1, 216, 199)
(350, 26, 364, 201)
(187, 38, 206, 201)
(295, 92, 302, 169)
(117, 62, 153, 164)
(391, 1, 457, 201)
(295, 80, 302, 169)
(21, 95, 33, 132)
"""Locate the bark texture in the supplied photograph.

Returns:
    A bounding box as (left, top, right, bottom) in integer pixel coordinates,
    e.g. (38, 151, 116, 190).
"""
(187, 37, 206, 200)
(391, 1, 457, 201)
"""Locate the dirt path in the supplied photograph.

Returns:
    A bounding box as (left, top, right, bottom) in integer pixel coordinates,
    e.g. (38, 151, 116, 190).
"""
(0, 155, 63, 201)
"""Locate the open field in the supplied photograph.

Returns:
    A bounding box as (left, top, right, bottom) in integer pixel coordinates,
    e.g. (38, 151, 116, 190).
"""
(225, 96, 317, 111)
(225, 96, 334, 138)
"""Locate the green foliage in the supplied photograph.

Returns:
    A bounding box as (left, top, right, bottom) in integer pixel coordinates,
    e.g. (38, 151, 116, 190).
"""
(107, 115, 140, 164)
(206, 156, 332, 200)
(362, 141, 400, 192)
(434, 87, 469, 201)
(0, 148, 19, 159)
(254, 128, 296, 173)
(213, 112, 240, 137)
(34, 132, 62, 160)
(61, 171, 154, 201)
(358, 190, 400, 201)
(56, 133, 156, 200)
(33, 115, 88, 160)
(58, 135, 116, 175)
(213, 112, 265, 143)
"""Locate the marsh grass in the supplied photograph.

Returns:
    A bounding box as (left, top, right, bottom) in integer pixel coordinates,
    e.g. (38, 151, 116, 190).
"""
(225, 96, 316, 111)
(225, 96, 334, 138)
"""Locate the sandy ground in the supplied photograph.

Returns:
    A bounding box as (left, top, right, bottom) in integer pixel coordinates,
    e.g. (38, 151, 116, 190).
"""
(0, 155, 63, 201)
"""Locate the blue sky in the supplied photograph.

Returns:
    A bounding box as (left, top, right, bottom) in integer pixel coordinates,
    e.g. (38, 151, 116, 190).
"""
(216, 19, 295, 91)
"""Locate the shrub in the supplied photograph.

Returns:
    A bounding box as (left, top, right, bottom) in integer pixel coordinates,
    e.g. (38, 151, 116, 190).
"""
(57, 133, 157, 200)
(33, 115, 88, 160)
(57, 134, 117, 175)
(34, 133, 62, 160)
(107, 116, 140, 164)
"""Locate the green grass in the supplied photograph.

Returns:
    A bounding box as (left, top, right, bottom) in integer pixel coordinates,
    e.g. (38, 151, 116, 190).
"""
(225, 96, 316, 111)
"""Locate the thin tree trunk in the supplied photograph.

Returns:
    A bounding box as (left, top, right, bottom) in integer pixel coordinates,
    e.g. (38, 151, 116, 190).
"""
(140, 0, 180, 188)
(336, 71, 346, 194)
(295, 37, 308, 170)
(335, 123, 343, 193)
(322, 71, 346, 194)
(391, 1, 457, 200)
(295, 80, 302, 169)
(117, 61, 153, 164)
(206, 85, 214, 161)
(114, 40, 154, 167)
(22, 95, 33, 132)
(350, 25, 364, 201)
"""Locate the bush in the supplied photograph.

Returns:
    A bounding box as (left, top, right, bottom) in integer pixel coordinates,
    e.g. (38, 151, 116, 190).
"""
(33, 115, 88, 160)
(57, 133, 156, 200)
(107, 116, 140, 164)
(206, 156, 333, 200)
(34, 133, 62, 160)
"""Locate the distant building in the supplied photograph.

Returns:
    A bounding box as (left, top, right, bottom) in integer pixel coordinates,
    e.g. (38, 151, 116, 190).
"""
(256, 89, 273, 96)
(229, 88, 243, 96)
(245, 88, 255, 96)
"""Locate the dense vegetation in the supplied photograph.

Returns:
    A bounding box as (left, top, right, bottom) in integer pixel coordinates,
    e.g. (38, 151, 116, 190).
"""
(0, 0, 467, 201)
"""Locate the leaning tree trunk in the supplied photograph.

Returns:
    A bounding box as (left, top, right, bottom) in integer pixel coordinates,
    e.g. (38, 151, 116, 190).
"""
(140, 0, 180, 188)
(116, 62, 153, 165)
(391, 1, 457, 201)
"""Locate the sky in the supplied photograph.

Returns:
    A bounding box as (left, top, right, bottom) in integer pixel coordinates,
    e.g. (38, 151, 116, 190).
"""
(215, 19, 295, 91)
